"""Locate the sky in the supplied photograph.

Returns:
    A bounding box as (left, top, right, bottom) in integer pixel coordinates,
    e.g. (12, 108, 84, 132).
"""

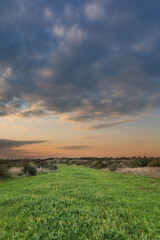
(0, 0, 160, 158)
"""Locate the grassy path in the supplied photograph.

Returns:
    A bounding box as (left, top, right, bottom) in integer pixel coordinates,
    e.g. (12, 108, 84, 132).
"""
(0, 165, 160, 239)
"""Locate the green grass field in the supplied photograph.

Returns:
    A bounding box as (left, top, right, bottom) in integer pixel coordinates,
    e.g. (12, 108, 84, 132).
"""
(0, 165, 160, 240)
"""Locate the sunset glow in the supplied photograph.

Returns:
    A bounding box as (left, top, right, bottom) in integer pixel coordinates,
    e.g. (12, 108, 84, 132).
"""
(0, 1, 160, 158)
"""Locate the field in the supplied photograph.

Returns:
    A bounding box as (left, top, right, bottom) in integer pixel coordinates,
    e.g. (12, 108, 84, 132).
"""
(0, 165, 160, 240)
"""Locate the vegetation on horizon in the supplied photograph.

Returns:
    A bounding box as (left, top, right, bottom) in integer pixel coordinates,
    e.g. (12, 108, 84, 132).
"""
(0, 157, 160, 179)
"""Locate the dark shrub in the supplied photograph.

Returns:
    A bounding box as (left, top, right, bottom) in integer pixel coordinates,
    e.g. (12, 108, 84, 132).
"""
(48, 164, 58, 171)
(38, 162, 58, 171)
(35, 160, 48, 169)
(23, 164, 37, 176)
(34, 159, 42, 168)
(90, 161, 107, 169)
(128, 159, 141, 168)
(140, 157, 152, 167)
(83, 161, 92, 167)
(148, 160, 160, 167)
(129, 158, 152, 168)
(0, 164, 11, 178)
(108, 163, 118, 172)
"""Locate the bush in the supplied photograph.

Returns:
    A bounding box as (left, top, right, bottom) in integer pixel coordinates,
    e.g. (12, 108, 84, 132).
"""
(108, 163, 118, 172)
(128, 159, 141, 168)
(23, 164, 37, 176)
(140, 158, 152, 167)
(148, 160, 160, 167)
(0, 164, 11, 178)
(129, 158, 152, 168)
(90, 161, 107, 169)
(48, 164, 58, 171)
(37, 161, 58, 171)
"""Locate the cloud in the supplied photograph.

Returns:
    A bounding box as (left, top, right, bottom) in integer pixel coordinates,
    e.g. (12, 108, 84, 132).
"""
(18, 109, 49, 118)
(59, 145, 90, 150)
(0, 0, 160, 128)
(0, 139, 46, 150)
(84, 119, 133, 130)
(53, 25, 65, 37)
(85, 3, 105, 20)
(66, 25, 86, 41)
(38, 68, 54, 78)
(44, 7, 53, 20)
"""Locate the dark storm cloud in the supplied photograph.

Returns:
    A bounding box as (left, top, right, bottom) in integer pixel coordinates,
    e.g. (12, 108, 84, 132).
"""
(0, 139, 46, 150)
(0, 0, 160, 127)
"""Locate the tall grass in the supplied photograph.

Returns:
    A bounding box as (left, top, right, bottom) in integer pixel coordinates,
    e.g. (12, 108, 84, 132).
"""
(115, 167, 160, 178)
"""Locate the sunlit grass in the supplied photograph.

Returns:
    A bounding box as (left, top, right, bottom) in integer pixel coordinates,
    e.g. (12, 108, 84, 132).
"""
(0, 165, 160, 239)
